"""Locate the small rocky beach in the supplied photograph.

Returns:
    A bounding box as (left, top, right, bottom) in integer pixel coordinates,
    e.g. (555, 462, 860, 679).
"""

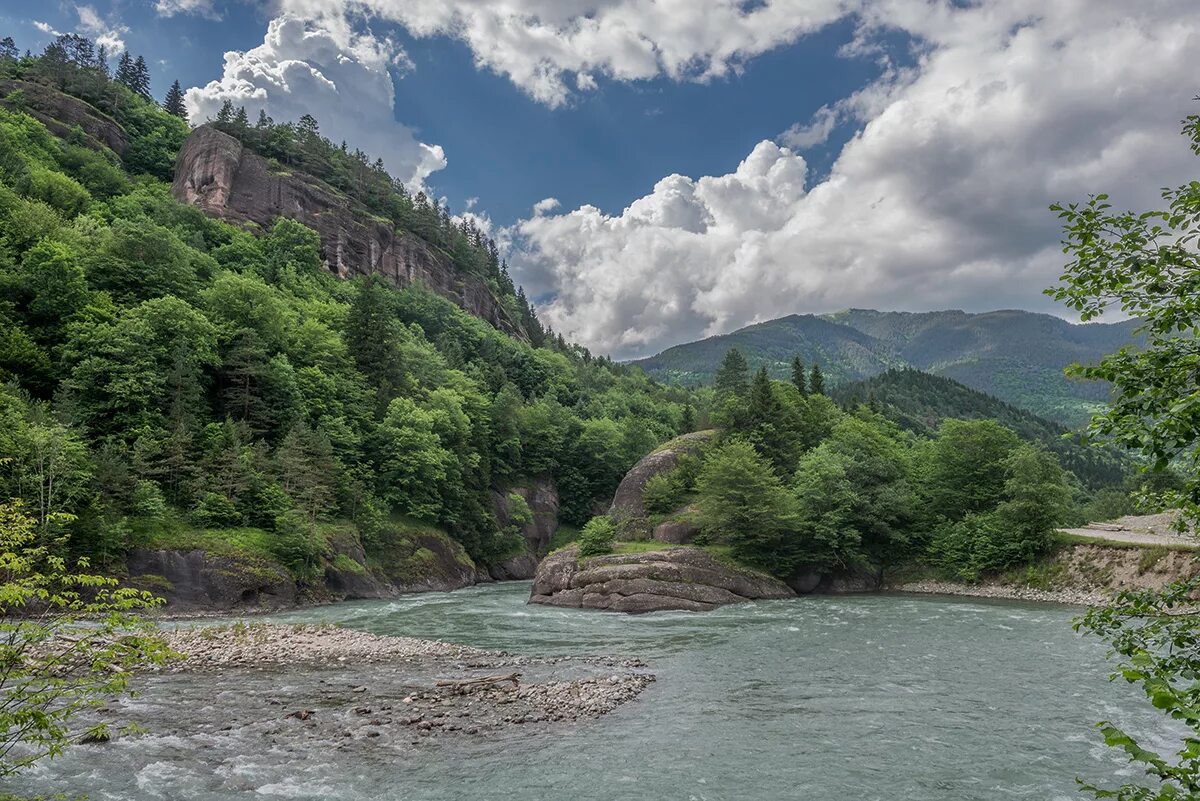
(135, 624, 655, 745)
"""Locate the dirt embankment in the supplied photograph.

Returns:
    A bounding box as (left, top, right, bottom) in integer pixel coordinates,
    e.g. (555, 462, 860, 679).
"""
(899, 539, 1200, 605)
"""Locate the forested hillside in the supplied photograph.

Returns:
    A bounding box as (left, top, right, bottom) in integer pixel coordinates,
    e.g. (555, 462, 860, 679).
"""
(832, 369, 1128, 489)
(0, 38, 695, 584)
(631, 308, 1139, 426)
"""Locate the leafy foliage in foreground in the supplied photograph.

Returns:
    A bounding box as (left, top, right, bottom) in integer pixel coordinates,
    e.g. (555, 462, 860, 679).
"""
(0, 501, 168, 777)
(1048, 107, 1200, 799)
(1075, 579, 1200, 799)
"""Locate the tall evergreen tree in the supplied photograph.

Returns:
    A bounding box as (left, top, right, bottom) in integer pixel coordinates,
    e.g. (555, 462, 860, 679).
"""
(131, 55, 152, 99)
(714, 348, 750, 399)
(0, 37, 17, 62)
(94, 44, 110, 77)
(809, 363, 826, 395)
(163, 79, 187, 118)
(114, 51, 135, 90)
(791, 356, 807, 395)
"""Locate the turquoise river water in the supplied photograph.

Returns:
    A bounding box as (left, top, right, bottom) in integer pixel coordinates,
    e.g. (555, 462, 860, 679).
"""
(9, 583, 1178, 800)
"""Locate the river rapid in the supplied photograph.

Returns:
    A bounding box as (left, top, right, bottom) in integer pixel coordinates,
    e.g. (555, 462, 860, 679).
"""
(12, 584, 1176, 801)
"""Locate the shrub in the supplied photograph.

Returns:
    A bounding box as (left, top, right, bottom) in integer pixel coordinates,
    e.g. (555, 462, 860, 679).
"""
(130, 480, 166, 521)
(577, 515, 616, 558)
(190, 492, 241, 528)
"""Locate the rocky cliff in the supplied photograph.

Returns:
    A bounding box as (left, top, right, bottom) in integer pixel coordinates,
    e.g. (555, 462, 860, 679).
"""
(489, 477, 560, 580)
(126, 526, 483, 612)
(0, 79, 128, 154)
(171, 125, 526, 339)
(530, 546, 795, 613)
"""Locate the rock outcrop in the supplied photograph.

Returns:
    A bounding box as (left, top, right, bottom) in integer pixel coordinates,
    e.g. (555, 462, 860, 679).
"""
(489, 478, 560, 580)
(127, 525, 482, 611)
(171, 125, 526, 339)
(529, 546, 795, 613)
(0, 80, 128, 154)
(126, 548, 296, 611)
(608, 430, 715, 527)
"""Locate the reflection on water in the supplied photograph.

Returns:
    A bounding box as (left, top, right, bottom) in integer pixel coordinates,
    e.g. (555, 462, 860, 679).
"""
(12, 584, 1173, 801)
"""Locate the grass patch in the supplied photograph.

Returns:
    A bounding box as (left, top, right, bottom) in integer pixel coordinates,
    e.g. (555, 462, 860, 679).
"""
(1000, 558, 1068, 590)
(1055, 531, 1199, 552)
(611, 540, 679, 555)
(548, 525, 580, 552)
(127, 514, 277, 562)
(330, 553, 366, 575)
(1137, 546, 1169, 575)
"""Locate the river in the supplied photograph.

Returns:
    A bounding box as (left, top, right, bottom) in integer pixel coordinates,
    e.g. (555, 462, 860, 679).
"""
(12, 583, 1175, 800)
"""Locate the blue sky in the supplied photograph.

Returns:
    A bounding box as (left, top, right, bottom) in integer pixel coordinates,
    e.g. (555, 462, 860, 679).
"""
(4, 2, 1195, 359)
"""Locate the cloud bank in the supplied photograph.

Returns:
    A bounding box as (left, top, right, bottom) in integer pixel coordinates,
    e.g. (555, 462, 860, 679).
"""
(506, 0, 1199, 357)
(277, 0, 855, 107)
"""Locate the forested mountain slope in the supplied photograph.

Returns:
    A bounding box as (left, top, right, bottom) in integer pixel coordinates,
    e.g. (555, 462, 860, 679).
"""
(631, 309, 1139, 426)
(0, 40, 696, 604)
(832, 369, 1127, 488)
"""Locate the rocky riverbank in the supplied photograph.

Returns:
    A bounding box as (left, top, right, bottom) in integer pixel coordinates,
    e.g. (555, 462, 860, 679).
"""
(894, 580, 1108, 606)
(143, 624, 654, 740)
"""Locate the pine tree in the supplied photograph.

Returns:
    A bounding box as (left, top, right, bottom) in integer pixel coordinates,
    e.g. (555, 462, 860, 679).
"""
(114, 51, 135, 90)
(0, 37, 17, 62)
(714, 348, 750, 399)
(163, 79, 187, 118)
(232, 105, 250, 131)
(94, 44, 110, 77)
(809, 363, 826, 395)
(256, 109, 272, 129)
(214, 99, 234, 125)
(791, 356, 807, 395)
(131, 55, 152, 99)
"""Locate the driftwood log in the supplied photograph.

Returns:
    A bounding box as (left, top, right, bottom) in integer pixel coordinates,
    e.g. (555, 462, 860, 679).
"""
(435, 673, 521, 693)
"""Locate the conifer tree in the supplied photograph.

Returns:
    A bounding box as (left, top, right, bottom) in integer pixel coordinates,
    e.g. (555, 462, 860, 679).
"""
(809, 363, 826, 395)
(131, 55, 152, 99)
(714, 348, 750, 399)
(214, 99, 234, 125)
(163, 79, 187, 118)
(114, 51, 135, 90)
(0, 37, 17, 62)
(791, 356, 807, 395)
(94, 44, 110, 77)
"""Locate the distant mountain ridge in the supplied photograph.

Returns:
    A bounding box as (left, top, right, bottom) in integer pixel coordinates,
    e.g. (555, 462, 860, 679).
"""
(629, 308, 1140, 426)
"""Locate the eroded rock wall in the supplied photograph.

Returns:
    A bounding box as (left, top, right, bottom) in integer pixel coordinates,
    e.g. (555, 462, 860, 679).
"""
(171, 125, 526, 339)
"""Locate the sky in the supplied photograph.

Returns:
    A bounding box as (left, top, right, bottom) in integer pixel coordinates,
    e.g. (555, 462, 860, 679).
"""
(3, 1, 1198, 360)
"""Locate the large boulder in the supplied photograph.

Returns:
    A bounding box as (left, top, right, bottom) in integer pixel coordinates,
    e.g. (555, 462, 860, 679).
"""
(171, 124, 527, 339)
(608, 430, 715, 527)
(529, 546, 794, 614)
(126, 549, 296, 611)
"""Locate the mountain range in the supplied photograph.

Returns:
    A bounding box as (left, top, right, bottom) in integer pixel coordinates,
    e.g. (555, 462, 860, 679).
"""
(630, 309, 1140, 426)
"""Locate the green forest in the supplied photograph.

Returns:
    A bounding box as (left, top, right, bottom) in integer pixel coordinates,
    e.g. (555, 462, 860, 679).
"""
(0, 34, 1159, 591)
(0, 39, 694, 580)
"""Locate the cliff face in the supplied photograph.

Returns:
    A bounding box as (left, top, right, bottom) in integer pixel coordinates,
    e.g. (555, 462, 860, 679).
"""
(171, 125, 526, 339)
(0, 79, 128, 154)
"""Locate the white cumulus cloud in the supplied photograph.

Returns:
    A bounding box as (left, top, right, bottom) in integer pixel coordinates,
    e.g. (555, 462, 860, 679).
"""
(507, 0, 1200, 358)
(185, 14, 446, 186)
(154, 0, 221, 20)
(277, 0, 856, 107)
(76, 5, 128, 53)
